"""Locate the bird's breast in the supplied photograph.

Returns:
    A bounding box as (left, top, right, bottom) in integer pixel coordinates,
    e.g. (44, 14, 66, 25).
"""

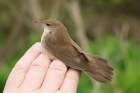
(41, 42, 57, 60)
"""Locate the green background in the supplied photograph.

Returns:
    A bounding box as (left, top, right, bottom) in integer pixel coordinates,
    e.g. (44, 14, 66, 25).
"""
(0, 0, 140, 93)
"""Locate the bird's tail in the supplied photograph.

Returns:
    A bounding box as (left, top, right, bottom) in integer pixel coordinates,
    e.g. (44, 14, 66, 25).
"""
(83, 54, 114, 83)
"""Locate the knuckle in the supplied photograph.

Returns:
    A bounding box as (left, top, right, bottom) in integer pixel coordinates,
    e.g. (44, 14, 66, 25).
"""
(30, 62, 46, 70)
(12, 65, 28, 73)
(29, 54, 51, 71)
(30, 54, 47, 69)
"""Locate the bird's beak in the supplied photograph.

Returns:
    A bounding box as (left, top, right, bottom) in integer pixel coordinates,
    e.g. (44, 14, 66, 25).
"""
(33, 20, 45, 27)
(33, 20, 42, 24)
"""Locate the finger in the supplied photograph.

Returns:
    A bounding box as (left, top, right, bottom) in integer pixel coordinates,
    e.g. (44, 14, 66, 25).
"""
(60, 68, 81, 93)
(41, 60, 67, 93)
(21, 54, 51, 89)
(4, 43, 41, 91)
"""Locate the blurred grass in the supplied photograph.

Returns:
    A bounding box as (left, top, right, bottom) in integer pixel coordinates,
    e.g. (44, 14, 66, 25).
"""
(78, 36, 140, 93)
(1, 35, 140, 93)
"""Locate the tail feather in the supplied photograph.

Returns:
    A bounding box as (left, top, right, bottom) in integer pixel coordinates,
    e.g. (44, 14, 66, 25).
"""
(84, 71, 111, 83)
(95, 56, 114, 72)
(83, 54, 114, 83)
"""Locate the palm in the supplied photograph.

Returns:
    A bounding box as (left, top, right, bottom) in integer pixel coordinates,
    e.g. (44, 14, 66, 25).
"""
(3, 43, 80, 93)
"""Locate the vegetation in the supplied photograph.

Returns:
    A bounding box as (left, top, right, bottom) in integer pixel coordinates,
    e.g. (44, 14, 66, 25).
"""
(0, 0, 140, 93)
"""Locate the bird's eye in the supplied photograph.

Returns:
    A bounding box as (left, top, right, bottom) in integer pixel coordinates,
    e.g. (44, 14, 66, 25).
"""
(46, 23, 51, 26)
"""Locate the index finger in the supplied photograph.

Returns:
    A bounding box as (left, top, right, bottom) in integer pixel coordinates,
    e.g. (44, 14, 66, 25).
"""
(4, 42, 41, 91)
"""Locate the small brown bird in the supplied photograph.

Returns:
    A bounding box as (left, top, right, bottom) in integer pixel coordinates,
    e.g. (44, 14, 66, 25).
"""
(34, 19, 114, 83)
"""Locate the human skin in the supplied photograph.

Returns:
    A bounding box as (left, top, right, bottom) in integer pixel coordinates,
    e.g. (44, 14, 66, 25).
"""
(3, 42, 81, 93)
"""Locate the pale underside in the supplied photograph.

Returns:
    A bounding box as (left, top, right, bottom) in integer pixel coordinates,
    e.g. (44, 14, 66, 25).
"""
(41, 27, 57, 60)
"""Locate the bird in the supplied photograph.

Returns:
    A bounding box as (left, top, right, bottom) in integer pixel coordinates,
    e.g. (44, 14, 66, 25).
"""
(34, 19, 114, 83)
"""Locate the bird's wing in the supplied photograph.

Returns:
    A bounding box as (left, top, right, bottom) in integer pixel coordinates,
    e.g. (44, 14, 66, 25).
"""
(71, 40, 91, 61)
(44, 38, 86, 70)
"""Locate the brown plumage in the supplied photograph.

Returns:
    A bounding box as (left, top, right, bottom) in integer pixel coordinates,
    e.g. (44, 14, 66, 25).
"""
(34, 19, 114, 83)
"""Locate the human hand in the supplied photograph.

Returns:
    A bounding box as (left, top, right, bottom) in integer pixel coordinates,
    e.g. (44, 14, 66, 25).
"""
(3, 42, 81, 93)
